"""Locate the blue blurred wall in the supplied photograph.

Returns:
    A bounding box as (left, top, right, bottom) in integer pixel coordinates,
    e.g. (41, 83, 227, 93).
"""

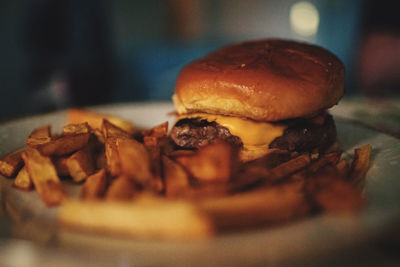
(0, 0, 365, 121)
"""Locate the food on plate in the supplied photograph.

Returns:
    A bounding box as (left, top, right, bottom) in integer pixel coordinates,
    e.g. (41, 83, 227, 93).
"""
(170, 39, 344, 161)
(0, 39, 374, 240)
(0, 109, 372, 239)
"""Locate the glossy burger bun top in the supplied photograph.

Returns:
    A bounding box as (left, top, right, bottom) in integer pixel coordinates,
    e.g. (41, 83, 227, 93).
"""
(173, 39, 345, 122)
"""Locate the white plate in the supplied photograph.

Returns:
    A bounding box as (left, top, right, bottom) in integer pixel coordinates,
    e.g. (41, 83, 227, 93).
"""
(1, 102, 400, 266)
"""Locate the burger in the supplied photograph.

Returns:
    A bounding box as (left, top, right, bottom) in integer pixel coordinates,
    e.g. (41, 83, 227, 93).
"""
(170, 39, 345, 162)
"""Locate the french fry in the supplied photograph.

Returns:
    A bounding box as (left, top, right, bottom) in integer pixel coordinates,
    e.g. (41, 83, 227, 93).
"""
(96, 149, 107, 169)
(21, 148, 67, 206)
(141, 122, 168, 138)
(27, 123, 91, 157)
(226, 150, 292, 191)
(102, 120, 131, 139)
(117, 138, 153, 185)
(26, 125, 51, 146)
(248, 149, 292, 169)
(168, 150, 196, 158)
(92, 128, 105, 144)
(335, 159, 350, 177)
(40, 134, 90, 156)
(13, 166, 32, 190)
(29, 123, 91, 157)
(289, 152, 342, 184)
(174, 142, 236, 182)
(80, 169, 107, 199)
(143, 136, 165, 193)
(48, 135, 89, 156)
(0, 150, 24, 177)
(162, 155, 190, 198)
(307, 151, 342, 174)
(105, 176, 137, 200)
(184, 184, 229, 199)
(197, 182, 309, 230)
(66, 146, 95, 182)
(105, 138, 121, 177)
(101, 120, 133, 178)
(59, 197, 213, 240)
(67, 108, 136, 134)
(307, 176, 364, 212)
(349, 144, 372, 186)
(230, 164, 271, 191)
(53, 157, 70, 177)
(63, 122, 90, 135)
(270, 154, 311, 181)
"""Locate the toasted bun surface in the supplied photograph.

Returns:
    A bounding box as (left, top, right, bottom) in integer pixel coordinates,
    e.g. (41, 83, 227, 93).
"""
(174, 39, 345, 121)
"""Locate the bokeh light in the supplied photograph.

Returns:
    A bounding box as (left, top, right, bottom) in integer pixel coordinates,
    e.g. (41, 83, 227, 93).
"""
(290, 1, 319, 37)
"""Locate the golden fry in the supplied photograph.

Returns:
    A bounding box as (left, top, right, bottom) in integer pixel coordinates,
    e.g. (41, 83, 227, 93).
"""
(143, 136, 166, 193)
(249, 150, 292, 169)
(197, 182, 309, 230)
(96, 149, 107, 169)
(67, 108, 136, 134)
(231, 164, 271, 191)
(105, 137, 121, 177)
(92, 128, 105, 144)
(13, 166, 32, 190)
(26, 125, 51, 146)
(80, 169, 107, 199)
(162, 155, 190, 198)
(141, 121, 168, 138)
(307, 176, 364, 212)
(27, 123, 91, 156)
(143, 136, 162, 174)
(105, 176, 136, 201)
(31, 132, 90, 156)
(0, 150, 24, 177)
(349, 144, 372, 185)
(63, 122, 90, 135)
(53, 157, 70, 177)
(59, 197, 213, 240)
(174, 142, 236, 182)
(102, 120, 131, 139)
(335, 159, 350, 177)
(307, 151, 342, 174)
(117, 138, 153, 185)
(22, 148, 67, 206)
(270, 154, 311, 181)
(66, 146, 95, 182)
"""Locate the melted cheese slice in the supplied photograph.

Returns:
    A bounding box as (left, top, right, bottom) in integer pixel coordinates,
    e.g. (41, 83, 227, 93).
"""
(179, 113, 287, 148)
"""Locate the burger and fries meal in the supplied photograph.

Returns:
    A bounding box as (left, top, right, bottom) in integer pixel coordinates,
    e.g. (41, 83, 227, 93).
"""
(0, 39, 372, 240)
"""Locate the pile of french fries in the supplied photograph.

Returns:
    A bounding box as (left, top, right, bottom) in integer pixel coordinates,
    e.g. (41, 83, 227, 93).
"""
(0, 109, 372, 240)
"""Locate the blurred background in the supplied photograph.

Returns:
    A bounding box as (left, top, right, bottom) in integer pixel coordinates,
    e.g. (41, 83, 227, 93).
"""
(0, 0, 399, 122)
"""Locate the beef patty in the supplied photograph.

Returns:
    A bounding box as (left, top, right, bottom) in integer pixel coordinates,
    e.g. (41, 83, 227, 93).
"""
(170, 114, 336, 153)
